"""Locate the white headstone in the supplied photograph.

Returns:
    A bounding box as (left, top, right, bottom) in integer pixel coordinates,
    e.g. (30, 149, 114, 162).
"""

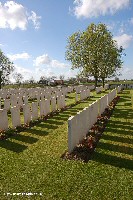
(44, 99, 50, 116)
(51, 97, 56, 112)
(68, 116, 77, 153)
(23, 96, 28, 104)
(17, 97, 23, 108)
(75, 92, 78, 102)
(23, 104, 31, 124)
(31, 102, 38, 120)
(99, 95, 108, 115)
(11, 106, 21, 128)
(4, 99, 10, 111)
(0, 109, 8, 130)
(11, 95, 17, 107)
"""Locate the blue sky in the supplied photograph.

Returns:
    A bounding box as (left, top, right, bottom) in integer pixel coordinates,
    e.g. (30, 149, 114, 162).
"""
(0, 0, 133, 82)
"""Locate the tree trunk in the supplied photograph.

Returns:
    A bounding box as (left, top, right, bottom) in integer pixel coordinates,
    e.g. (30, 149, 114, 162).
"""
(101, 77, 105, 88)
(94, 76, 98, 88)
(0, 71, 2, 89)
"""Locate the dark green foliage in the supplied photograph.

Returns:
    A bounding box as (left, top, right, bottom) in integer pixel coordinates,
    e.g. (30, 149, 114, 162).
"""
(0, 49, 14, 89)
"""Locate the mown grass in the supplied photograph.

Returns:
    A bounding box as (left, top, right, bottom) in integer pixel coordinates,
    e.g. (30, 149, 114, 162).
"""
(0, 90, 133, 200)
(130, 90, 133, 108)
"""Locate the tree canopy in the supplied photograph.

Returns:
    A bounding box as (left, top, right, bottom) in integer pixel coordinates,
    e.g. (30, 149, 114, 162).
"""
(13, 72, 23, 85)
(66, 23, 124, 87)
(0, 49, 14, 89)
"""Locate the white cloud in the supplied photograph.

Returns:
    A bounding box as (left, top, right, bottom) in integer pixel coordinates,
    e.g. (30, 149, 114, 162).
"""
(10, 64, 133, 82)
(119, 67, 133, 80)
(14, 65, 32, 75)
(8, 53, 72, 82)
(106, 23, 115, 31)
(7, 52, 30, 61)
(0, 1, 41, 30)
(28, 11, 41, 29)
(35, 68, 78, 80)
(33, 54, 72, 80)
(51, 60, 70, 68)
(119, 23, 125, 34)
(34, 54, 70, 68)
(10, 65, 33, 82)
(35, 67, 56, 78)
(0, 1, 27, 30)
(72, 0, 130, 18)
(130, 18, 133, 25)
(63, 69, 79, 79)
(11, 64, 57, 82)
(34, 54, 51, 67)
(114, 34, 133, 48)
(106, 21, 129, 35)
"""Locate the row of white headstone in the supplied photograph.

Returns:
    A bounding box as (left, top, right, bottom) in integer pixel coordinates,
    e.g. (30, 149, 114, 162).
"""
(0, 86, 75, 101)
(74, 85, 95, 93)
(0, 85, 94, 111)
(96, 86, 104, 94)
(0, 87, 73, 110)
(0, 95, 66, 131)
(68, 88, 120, 153)
(96, 84, 110, 93)
(0, 88, 94, 132)
(78, 84, 110, 102)
(0, 83, 96, 132)
(0, 84, 95, 99)
(117, 85, 122, 93)
(79, 89, 90, 101)
(104, 84, 109, 90)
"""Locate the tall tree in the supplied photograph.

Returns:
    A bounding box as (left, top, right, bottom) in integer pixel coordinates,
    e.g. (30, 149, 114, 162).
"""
(96, 25, 124, 87)
(66, 23, 124, 87)
(59, 74, 65, 80)
(0, 49, 14, 89)
(13, 72, 23, 85)
(29, 76, 36, 84)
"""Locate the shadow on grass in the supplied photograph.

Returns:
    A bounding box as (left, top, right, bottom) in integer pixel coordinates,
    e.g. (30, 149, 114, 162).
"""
(92, 90, 133, 170)
(26, 128, 49, 136)
(90, 96, 98, 99)
(92, 151, 133, 170)
(12, 134, 38, 144)
(61, 111, 80, 116)
(0, 139, 27, 153)
(107, 123, 133, 135)
(124, 102, 132, 106)
(105, 127, 133, 136)
(0, 134, 39, 153)
(79, 100, 90, 104)
(122, 90, 131, 94)
(118, 96, 131, 101)
(98, 141, 133, 156)
(52, 115, 69, 121)
(66, 95, 75, 99)
(108, 120, 133, 131)
(37, 122, 59, 130)
(111, 108, 133, 119)
(64, 107, 84, 111)
(0, 93, 93, 153)
(103, 134, 133, 144)
(44, 119, 64, 126)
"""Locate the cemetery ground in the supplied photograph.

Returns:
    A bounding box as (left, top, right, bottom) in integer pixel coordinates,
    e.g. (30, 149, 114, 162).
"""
(0, 90, 133, 199)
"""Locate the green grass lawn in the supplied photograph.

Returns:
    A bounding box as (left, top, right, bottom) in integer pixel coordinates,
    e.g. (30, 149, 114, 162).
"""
(0, 90, 133, 200)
